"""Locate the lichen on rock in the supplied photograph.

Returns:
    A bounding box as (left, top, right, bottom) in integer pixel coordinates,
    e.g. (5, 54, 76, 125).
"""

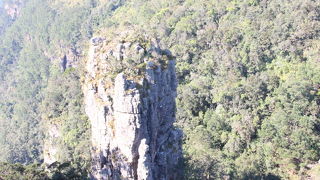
(83, 33, 182, 180)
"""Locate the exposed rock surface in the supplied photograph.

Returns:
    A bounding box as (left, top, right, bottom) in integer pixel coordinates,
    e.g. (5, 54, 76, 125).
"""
(84, 36, 182, 180)
(4, 1, 22, 19)
(60, 47, 80, 71)
(43, 123, 60, 165)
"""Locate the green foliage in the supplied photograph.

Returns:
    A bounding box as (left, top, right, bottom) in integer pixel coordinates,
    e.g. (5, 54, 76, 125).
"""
(41, 67, 91, 175)
(101, 0, 319, 179)
(0, 0, 124, 165)
(0, 162, 49, 180)
(0, 162, 90, 179)
(1, 0, 320, 179)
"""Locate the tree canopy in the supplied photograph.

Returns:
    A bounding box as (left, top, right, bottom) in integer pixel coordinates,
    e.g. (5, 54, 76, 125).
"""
(0, 0, 319, 179)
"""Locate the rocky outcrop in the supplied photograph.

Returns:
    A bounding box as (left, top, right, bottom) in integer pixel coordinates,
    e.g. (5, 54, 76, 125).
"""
(83, 36, 182, 180)
(59, 47, 80, 71)
(43, 124, 60, 165)
(3, 0, 22, 19)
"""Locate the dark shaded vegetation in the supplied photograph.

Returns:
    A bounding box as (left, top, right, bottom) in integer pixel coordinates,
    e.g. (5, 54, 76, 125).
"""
(0, 162, 90, 179)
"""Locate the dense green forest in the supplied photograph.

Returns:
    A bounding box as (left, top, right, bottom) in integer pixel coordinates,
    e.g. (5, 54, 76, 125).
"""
(0, 0, 319, 179)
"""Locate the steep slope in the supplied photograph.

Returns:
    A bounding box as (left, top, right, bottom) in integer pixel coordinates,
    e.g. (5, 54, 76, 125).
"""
(83, 35, 182, 179)
(0, 0, 320, 179)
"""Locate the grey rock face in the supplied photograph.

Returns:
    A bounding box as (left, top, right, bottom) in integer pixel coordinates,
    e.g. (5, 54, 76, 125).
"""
(60, 48, 80, 71)
(43, 124, 60, 165)
(84, 37, 182, 180)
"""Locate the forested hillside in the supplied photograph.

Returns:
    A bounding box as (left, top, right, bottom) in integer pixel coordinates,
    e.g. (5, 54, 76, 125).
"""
(0, 0, 319, 179)
(0, 0, 124, 178)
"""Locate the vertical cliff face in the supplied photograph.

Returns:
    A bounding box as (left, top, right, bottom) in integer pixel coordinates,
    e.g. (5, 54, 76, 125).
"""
(83, 36, 182, 180)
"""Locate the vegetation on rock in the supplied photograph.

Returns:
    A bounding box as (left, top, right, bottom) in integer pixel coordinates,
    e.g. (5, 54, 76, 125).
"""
(0, 0, 319, 179)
